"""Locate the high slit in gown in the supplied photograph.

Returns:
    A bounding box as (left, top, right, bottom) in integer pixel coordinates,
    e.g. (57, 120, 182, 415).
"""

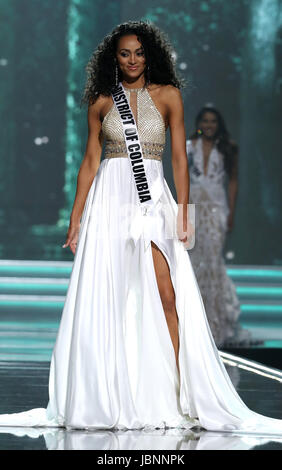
(0, 85, 282, 435)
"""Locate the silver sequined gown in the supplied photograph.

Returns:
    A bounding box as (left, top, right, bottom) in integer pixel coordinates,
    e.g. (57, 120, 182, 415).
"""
(186, 137, 253, 348)
(0, 86, 282, 437)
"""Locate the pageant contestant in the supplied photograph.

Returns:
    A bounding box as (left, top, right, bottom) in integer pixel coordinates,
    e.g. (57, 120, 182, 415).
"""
(0, 21, 281, 435)
(187, 106, 259, 348)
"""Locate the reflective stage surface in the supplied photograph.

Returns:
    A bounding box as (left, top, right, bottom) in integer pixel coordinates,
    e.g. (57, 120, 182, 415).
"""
(0, 353, 282, 450)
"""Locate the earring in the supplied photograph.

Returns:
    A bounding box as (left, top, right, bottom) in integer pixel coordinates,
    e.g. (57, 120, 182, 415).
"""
(197, 128, 203, 135)
(115, 64, 119, 86)
(146, 64, 150, 83)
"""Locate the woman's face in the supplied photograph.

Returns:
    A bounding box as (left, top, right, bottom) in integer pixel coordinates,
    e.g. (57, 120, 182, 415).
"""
(199, 112, 218, 139)
(116, 34, 146, 82)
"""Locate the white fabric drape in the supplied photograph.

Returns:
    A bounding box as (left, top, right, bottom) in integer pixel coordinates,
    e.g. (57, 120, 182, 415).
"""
(0, 157, 281, 435)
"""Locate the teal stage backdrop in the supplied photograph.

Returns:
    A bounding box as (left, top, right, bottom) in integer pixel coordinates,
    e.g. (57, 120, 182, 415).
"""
(0, 0, 282, 265)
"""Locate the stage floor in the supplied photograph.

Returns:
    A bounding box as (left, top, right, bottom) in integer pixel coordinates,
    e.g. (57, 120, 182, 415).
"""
(0, 353, 282, 450)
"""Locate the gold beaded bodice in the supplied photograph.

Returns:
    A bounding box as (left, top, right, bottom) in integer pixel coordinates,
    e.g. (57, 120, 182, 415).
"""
(102, 86, 166, 161)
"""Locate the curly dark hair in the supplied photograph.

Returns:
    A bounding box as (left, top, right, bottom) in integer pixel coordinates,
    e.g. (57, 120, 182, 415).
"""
(189, 106, 238, 179)
(80, 20, 185, 107)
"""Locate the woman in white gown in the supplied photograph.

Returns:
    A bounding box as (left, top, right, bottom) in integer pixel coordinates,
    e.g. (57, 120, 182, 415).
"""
(186, 106, 258, 348)
(0, 21, 281, 435)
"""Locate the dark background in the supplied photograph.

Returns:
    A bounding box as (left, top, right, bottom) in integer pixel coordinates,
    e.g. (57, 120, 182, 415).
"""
(0, 0, 281, 264)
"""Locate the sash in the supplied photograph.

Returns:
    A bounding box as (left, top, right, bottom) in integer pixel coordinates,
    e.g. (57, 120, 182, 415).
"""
(111, 82, 155, 215)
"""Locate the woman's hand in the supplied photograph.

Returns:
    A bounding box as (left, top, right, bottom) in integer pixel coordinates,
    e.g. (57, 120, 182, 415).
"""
(176, 210, 195, 250)
(62, 221, 81, 255)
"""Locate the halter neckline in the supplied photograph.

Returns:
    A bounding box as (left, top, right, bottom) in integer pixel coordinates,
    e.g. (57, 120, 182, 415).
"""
(123, 85, 146, 92)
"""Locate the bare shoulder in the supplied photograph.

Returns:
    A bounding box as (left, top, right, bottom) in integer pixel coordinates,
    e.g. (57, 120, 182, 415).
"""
(88, 93, 113, 121)
(148, 84, 181, 100)
(150, 84, 181, 102)
(186, 137, 197, 148)
(162, 84, 182, 98)
(88, 94, 109, 112)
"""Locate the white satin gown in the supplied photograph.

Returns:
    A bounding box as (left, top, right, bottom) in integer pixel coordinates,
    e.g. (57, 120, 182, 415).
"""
(0, 86, 282, 435)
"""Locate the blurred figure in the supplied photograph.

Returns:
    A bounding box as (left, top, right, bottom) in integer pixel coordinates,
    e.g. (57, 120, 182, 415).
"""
(186, 105, 258, 348)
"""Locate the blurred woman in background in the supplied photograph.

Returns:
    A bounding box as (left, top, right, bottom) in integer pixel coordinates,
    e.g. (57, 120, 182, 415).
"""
(186, 105, 259, 348)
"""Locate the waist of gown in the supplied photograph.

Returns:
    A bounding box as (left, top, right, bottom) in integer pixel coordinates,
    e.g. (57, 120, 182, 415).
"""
(104, 139, 165, 162)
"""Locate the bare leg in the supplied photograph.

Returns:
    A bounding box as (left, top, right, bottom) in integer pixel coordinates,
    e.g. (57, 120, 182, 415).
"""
(150, 241, 180, 374)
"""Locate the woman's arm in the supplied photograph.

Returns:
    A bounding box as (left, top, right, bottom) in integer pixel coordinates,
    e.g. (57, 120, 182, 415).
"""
(227, 143, 239, 232)
(167, 86, 189, 210)
(63, 98, 104, 253)
(166, 86, 193, 246)
(70, 100, 104, 224)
